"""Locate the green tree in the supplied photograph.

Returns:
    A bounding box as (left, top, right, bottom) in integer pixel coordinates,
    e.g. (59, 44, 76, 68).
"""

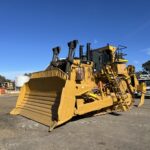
(0, 75, 6, 83)
(0, 75, 11, 83)
(142, 60, 150, 72)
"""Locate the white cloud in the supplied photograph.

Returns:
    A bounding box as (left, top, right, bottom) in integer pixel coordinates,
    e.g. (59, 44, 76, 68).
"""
(94, 39, 98, 44)
(126, 20, 150, 38)
(0, 70, 35, 80)
(133, 60, 140, 65)
(146, 48, 150, 55)
(141, 47, 150, 55)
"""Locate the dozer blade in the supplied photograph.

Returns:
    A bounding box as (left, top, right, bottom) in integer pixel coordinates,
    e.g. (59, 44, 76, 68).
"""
(10, 69, 76, 130)
(138, 93, 145, 107)
(137, 82, 146, 107)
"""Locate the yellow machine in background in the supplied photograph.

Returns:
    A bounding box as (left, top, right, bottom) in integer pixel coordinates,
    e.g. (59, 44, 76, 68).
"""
(10, 40, 146, 131)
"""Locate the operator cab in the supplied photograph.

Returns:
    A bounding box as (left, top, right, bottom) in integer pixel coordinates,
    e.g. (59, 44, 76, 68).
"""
(91, 45, 115, 72)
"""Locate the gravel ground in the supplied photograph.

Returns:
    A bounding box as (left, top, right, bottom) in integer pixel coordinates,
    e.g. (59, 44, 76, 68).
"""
(0, 95, 150, 150)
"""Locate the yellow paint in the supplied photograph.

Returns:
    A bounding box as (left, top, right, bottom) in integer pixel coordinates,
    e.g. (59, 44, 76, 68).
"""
(10, 44, 145, 131)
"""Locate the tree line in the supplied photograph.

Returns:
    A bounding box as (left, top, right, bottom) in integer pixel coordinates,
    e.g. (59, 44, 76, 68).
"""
(0, 75, 11, 83)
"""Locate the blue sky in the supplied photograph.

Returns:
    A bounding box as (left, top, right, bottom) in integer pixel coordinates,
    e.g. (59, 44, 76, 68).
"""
(0, 0, 150, 79)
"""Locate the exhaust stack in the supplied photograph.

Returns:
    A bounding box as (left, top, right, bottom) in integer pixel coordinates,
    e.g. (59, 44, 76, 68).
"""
(79, 45, 84, 60)
(51, 47, 61, 66)
(86, 43, 91, 61)
(66, 40, 78, 74)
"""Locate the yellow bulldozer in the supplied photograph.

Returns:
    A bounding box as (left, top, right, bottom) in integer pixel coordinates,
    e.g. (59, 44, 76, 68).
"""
(10, 40, 146, 131)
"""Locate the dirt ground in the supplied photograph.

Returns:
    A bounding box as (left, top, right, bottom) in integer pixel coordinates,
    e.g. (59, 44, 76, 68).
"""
(0, 95, 150, 150)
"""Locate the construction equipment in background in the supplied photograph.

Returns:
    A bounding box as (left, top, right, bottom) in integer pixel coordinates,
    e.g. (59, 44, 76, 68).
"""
(10, 40, 146, 131)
